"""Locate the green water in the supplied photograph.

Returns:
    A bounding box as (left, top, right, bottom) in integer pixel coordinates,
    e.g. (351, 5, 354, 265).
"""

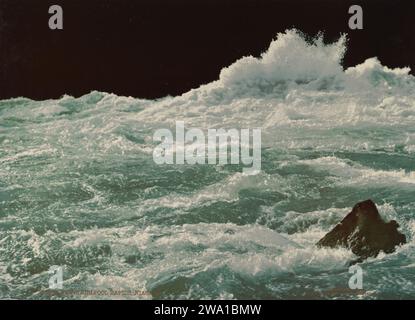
(1, 31, 415, 299)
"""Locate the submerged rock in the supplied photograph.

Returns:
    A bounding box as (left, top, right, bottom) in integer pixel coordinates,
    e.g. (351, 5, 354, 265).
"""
(317, 200, 406, 260)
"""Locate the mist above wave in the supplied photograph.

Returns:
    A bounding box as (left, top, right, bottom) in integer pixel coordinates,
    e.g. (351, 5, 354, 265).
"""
(220, 29, 346, 86)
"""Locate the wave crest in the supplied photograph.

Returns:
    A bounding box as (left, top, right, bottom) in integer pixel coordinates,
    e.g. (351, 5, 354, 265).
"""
(219, 30, 346, 87)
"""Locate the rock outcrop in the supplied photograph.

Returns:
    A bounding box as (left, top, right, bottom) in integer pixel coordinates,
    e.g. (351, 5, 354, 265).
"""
(317, 200, 406, 260)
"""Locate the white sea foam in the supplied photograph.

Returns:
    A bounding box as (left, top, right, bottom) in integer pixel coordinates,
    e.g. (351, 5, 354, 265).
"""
(300, 156, 415, 186)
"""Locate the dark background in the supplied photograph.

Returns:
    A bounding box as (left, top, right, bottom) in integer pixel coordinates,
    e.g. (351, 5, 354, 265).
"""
(0, 0, 414, 100)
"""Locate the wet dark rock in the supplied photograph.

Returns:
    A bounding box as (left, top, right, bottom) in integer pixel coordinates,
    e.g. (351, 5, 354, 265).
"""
(317, 200, 406, 260)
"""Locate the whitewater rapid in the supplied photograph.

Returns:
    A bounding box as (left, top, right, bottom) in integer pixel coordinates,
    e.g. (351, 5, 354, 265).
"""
(1, 30, 414, 299)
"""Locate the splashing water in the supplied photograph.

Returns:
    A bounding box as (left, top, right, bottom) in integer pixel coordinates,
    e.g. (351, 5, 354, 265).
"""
(1, 30, 414, 299)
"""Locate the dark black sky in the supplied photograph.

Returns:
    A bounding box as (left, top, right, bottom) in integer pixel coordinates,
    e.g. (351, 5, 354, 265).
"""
(0, 0, 414, 100)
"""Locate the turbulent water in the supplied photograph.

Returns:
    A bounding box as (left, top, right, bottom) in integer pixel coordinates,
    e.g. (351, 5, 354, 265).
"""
(1, 30, 415, 299)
